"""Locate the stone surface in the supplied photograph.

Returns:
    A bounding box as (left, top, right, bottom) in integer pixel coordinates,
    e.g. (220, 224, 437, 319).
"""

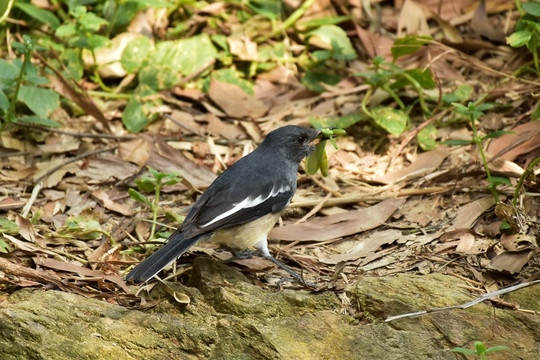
(0, 258, 538, 359)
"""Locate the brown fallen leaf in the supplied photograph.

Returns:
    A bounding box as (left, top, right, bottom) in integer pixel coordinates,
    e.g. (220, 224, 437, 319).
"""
(78, 156, 140, 184)
(321, 229, 414, 264)
(450, 197, 496, 230)
(208, 78, 268, 119)
(35, 257, 130, 292)
(470, 0, 505, 43)
(377, 146, 449, 184)
(119, 134, 216, 189)
(92, 189, 133, 216)
(486, 250, 531, 274)
(269, 198, 406, 242)
(487, 121, 540, 161)
(16, 215, 47, 247)
(202, 112, 245, 140)
(397, 0, 430, 37)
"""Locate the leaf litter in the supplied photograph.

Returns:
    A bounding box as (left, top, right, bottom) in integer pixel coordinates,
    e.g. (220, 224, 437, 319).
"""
(0, 1, 538, 310)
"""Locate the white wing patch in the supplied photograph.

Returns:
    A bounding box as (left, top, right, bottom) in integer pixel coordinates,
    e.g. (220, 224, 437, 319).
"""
(200, 184, 291, 228)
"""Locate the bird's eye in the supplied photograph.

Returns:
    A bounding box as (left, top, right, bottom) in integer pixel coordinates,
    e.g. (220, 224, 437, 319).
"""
(297, 135, 306, 144)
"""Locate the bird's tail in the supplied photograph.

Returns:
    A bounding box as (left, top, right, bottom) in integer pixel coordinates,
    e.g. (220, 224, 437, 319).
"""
(126, 231, 206, 283)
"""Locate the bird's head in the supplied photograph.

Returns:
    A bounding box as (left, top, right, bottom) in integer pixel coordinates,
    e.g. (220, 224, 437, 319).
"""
(260, 125, 322, 163)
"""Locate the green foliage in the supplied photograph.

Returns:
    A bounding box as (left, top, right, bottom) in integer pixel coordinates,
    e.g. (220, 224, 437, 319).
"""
(507, 1, 540, 74)
(452, 341, 508, 359)
(129, 168, 183, 241)
(391, 35, 432, 61)
(442, 102, 512, 203)
(64, 215, 111, 241)
(0, 35, 60, 129)
(356, 37, 434, 139)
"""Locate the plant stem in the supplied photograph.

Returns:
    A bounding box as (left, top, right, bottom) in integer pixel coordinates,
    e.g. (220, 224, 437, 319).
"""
(6, 48, 30, 123)
(150, 184, 161, 241)
(361, 87, 373, 117)
(0, 0, 15, 24)
(470, 114, 499, 203)
(512, 156, 540, 207)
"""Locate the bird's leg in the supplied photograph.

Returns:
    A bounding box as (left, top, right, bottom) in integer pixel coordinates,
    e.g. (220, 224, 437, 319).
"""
(258, 240, 316, 288)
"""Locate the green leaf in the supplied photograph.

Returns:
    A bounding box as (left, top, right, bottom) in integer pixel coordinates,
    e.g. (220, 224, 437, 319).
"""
(18, 86, 59, 118)
(121, 36, 152, 73)
(302, 68, 341, 93)
(138, 66, 179, 90)
(306, 140, 327, 175)
(131, 0, 174, 7)
(451, 347, 478, 355)
(439, 139, 473, 146)
(122, 97, 149, 133)
(451, 102, 468, 111)
(506, 30, 532, 47)
(0, 218, 18, 234)
(298, 15, 350, 28)
(78, 11, 108, 32)
(212, 68, 254, 94)
(523, 2, 540, 16)
(0, 90, 8, 113)
(148, 167, 160, 178)
(64, 216, 102, 240)
(405, 68, 435, 89)
(310, 113, 365, 129)
(485, 346, 509, 353)
(417, 124, 437, 150)
(61, 49, 84, 81)
(491, 176, 512, 187)
(308, 25, 357, 60)
(128, 188, 152, 206)
(17, 116, 62, 128)
(135, 178, 156, 193)
(55, 23, 77, 37)
(391, 35, 432, 61)
(532, 99, 540, 120)
(247, 0, 282, 19)
(0, 59, 19, 83)
(371, 107, 408, 136)
(476, 103, 494, 112)
(15, 2, 60, 29)
(139, 34, 217, 90)
(484, 130, 513, 139)
(86, 35, 109, 50)
(454, 84, 473, 101)
(474, 341, 487, 355)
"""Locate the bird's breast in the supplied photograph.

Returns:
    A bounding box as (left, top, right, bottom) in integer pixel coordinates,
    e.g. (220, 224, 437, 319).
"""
(209, 212, 282, 249)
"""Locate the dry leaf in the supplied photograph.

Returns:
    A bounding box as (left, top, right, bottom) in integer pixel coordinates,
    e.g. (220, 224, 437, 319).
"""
(450, 197, 496, 230)
(486, 250, 531, 274)
(377, 146, 449, 184)
(208, 78, 268, 119)
(269, 198, 406, 241)
(92, 189, 133, 216)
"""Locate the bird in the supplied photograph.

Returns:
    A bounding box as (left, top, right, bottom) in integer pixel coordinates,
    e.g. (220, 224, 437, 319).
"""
(126, 125, 322, 287)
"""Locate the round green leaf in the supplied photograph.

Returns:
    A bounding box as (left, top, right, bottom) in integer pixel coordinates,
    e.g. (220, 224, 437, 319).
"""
(371, 107, 408, 136)
(121, 36, 152, 73)
(417, 124, 437, 150)
(506, 31, 532, 48)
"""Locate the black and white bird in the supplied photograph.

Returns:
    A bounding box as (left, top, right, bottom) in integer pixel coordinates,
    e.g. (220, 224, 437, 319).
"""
(126, 125, 322, 286)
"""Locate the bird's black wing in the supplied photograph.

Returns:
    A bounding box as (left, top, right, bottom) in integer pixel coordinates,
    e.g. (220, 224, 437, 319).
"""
(181, 159, 295, 239)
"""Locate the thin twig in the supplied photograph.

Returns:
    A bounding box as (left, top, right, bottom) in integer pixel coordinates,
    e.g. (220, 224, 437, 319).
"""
(385, 279, 540, 322)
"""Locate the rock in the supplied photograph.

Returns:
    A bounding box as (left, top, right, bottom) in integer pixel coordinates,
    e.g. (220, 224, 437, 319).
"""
(0, 258, 538, 359)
